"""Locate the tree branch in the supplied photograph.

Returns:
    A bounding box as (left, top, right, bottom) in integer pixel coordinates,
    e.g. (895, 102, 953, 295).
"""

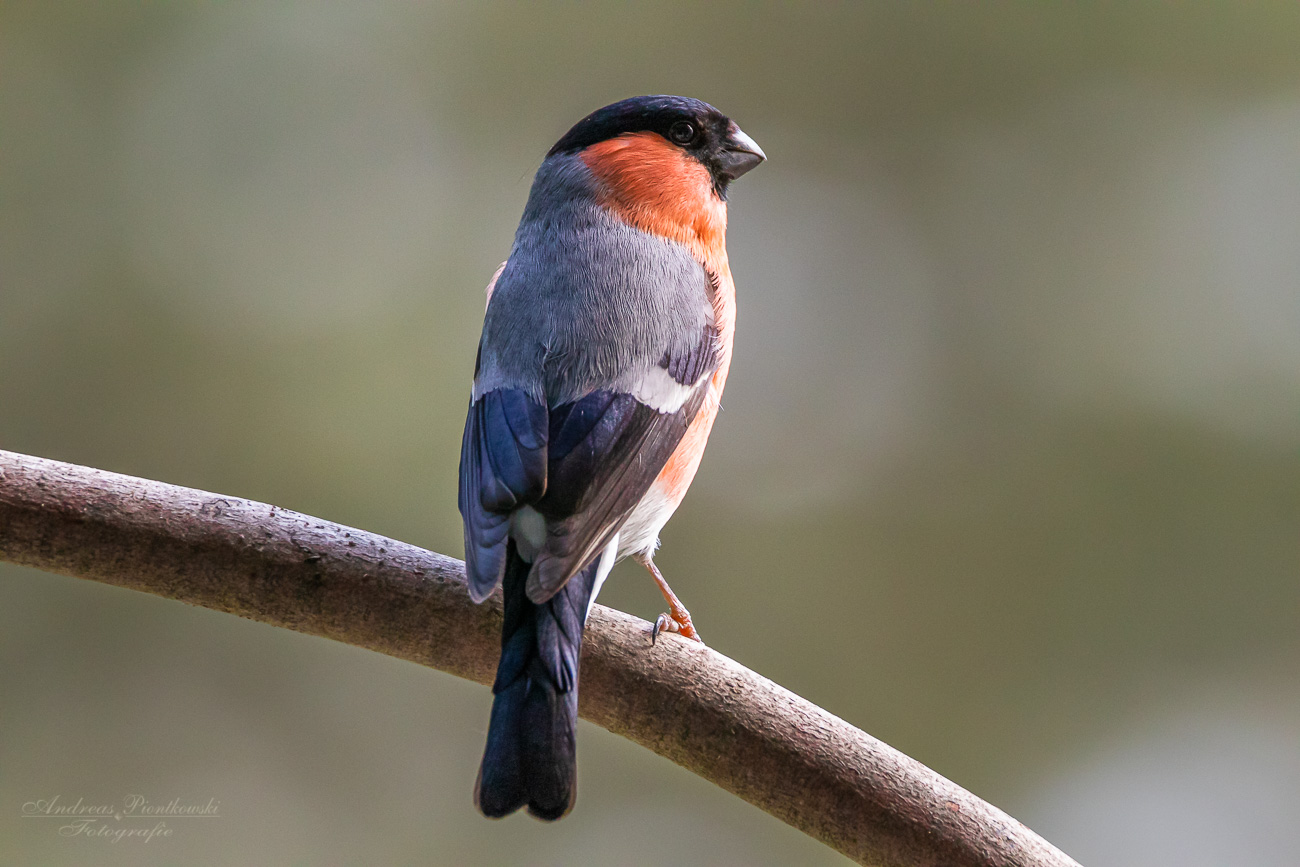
(0, 449, 1079, 867)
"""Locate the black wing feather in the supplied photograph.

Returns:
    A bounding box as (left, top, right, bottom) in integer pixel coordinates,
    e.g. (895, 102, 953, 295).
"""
(458, 389, 548, 602)
(525, 386, 709, 602)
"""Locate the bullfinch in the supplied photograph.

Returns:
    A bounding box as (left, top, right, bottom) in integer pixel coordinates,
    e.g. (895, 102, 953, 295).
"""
(458, 95, 764, 820)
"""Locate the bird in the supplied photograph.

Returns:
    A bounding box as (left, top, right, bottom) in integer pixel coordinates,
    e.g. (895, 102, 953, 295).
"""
(458, 95, 764, 821)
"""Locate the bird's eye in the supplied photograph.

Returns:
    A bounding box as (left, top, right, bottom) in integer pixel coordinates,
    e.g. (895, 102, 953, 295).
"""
(668, 121, 697, 145)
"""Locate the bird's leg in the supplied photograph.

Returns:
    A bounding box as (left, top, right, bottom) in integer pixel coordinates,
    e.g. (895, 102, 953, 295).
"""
(634, 553, 704, 645)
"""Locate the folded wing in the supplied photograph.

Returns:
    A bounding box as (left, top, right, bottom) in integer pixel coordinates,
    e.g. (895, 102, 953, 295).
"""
(459, 324, 718, 604)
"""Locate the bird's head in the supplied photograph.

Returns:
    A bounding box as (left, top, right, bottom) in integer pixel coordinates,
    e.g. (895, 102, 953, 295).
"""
(548, 95, 765, 200)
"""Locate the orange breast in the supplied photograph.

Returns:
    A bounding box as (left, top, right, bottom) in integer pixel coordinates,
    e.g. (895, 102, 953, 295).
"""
(581, 132, 736, 506)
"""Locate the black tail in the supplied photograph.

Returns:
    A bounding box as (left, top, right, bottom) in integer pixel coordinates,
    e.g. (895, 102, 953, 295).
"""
(475, 542, 599, 821)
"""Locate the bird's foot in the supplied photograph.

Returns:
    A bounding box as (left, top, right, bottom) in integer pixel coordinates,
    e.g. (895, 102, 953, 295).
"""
(651, 609, 704, 646)
(634, 552, 704, 645)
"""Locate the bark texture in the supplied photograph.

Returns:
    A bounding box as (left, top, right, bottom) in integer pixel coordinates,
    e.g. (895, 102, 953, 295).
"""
(0, 449, 1080, 867)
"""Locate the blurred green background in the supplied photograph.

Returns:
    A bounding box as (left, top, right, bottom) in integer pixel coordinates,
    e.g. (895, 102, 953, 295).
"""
(3, 3, 1299, 865)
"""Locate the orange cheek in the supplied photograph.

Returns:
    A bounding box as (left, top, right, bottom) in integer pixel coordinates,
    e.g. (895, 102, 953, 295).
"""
(580, 132, 729, 268)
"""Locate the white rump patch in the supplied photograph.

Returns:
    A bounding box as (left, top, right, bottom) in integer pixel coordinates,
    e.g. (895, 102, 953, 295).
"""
(510, 506, 546, 562)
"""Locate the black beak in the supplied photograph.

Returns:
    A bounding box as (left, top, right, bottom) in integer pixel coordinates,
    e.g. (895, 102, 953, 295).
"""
(715, 123, 766, 181)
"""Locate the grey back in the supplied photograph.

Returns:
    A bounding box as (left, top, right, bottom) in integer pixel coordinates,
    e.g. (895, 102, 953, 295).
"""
(474, 153, 713, 407)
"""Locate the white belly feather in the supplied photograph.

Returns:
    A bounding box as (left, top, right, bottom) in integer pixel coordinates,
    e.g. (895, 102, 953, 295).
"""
(617, 484, 679, 559)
